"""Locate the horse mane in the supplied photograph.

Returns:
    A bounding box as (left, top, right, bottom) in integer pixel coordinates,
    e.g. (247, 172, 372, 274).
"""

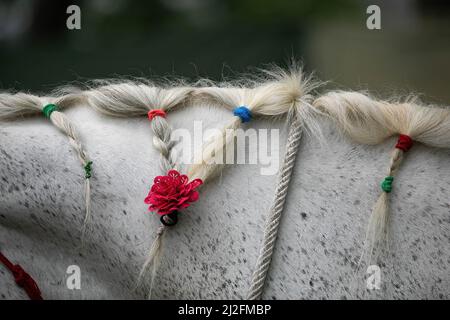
(0, 90, 92, 241)
(186, 64, 323, 183)
(1, 65, 449, 298)
(313, 91, 450, 264)
(75, 65, 324, 298)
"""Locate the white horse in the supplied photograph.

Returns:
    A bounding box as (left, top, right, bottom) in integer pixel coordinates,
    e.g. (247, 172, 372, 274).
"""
(1, 82, 449, 300)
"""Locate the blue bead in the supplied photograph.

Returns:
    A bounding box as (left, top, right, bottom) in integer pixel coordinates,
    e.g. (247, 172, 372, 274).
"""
(233, 106, 252, 123)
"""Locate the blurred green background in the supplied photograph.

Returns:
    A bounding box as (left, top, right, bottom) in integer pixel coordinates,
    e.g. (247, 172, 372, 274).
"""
(0, 0, 449, 103)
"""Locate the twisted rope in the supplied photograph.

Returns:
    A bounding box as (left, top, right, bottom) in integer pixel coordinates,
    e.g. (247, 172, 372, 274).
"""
(247, 107, 303, 300)
(0, 251, 43, 300)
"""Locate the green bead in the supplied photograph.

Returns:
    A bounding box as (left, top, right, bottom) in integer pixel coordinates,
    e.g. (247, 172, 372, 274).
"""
(42, 104, 58, 118)
(381, 176, 394, 193)
(84, 161, 93, 179)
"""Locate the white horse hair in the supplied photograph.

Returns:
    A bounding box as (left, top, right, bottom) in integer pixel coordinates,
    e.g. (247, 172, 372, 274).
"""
(0, 91, 93, 241)
(187, 65, 323, 183)
(0, 67, 449, 299)
(186, 65, 324, 299)
(82, 80, 194, 297)
(313, 92, 450, 264)
(79, 65, 324, 298)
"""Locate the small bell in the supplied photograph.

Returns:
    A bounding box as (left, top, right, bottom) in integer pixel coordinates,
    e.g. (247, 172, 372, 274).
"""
(160, 210, 178, 226)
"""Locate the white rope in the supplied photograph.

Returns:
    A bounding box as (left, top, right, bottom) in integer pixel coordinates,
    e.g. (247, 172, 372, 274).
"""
(247, 107, 303, 300)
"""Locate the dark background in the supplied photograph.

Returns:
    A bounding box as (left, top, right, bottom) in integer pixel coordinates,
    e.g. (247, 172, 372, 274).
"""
(0, 0, 449, 103)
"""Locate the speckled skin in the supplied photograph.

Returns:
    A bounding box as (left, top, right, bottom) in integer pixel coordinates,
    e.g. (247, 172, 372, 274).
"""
(0, 103, 449, 300)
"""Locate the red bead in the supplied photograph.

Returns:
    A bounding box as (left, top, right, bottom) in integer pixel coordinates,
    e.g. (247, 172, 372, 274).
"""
(395, 134, 413, 152)
(148, 109, 166, 121)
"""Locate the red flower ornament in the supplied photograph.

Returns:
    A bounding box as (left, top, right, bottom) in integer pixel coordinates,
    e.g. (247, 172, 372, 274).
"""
(144, 170, 203, 216)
